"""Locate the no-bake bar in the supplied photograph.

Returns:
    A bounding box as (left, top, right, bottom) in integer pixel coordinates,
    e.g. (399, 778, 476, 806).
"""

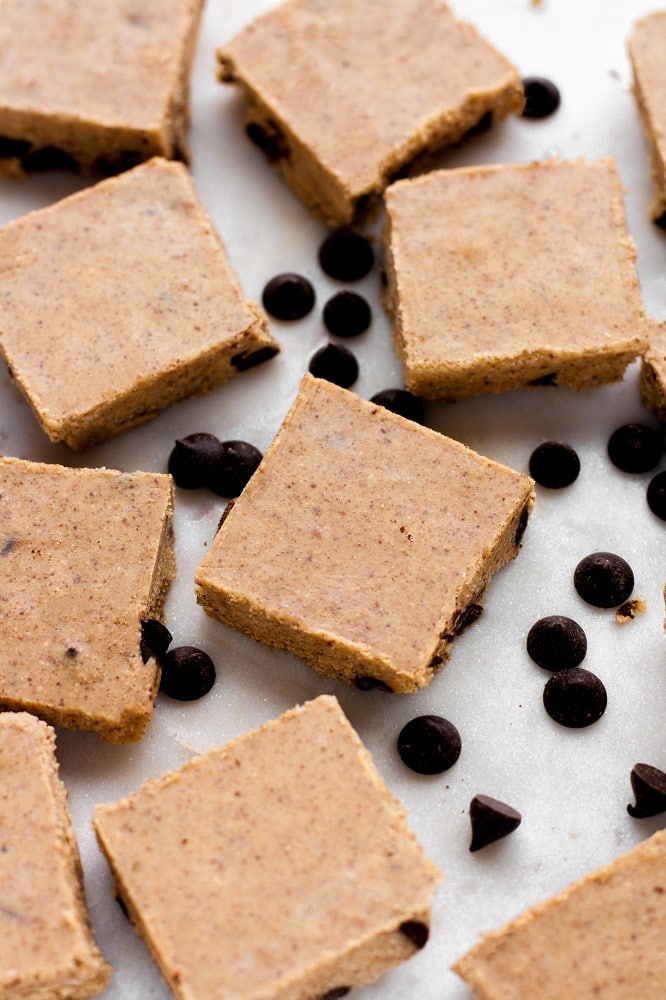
(0, 0, 204, 174)
(453, 829, 666, 999)
(382, 157, 646, 399)
(93, 695, 441, 1000)
(195, 373, 535, 693)
(628, 12, 666, 226)
(639, 319, 666, 420)
(0, 157, 278, 449)
(218, 0, 524, 226)
(0, 712, 110, 999)
(0, 456, 175, 742)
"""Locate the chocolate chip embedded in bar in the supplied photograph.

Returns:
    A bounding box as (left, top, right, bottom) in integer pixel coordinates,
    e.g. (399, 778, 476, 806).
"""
(195, 373, 535, 693)
(628, 13, 666, 226)
(0, 158, 279, 449)
(453, 829, 666, 998)
(0, 0, 204, 175)
(0, 712, 110, 997)
(382, 158, 647, 400)
(0, 456, 175, 742)
(93, 695, 441, 1000)
(217, 0, 524, 226)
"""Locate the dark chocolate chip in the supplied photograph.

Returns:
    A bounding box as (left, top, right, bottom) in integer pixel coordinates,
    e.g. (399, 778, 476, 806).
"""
(450, 603, 483, 637)
(140, 619, 173, 664)
(322, 291, 371, 338)
(0, 136, 31, 158)
(647, 470, 666, 521)
(65, 647, 78, 659)
(514, 504, 530, 546)
(526, 615, 587, 671)
(308, 343, 358, 388)
(543, 667, 607, 728)
(262, 273, 315, 321)
(574, 551, 634, 608)
(529, 440, 580, 488)
(245, 120, 289, 162)
(354, 675, 393, 693)
(159, 646, 216, 701)
(521, 76, 561, 119)
(318, 989, 351, 1000)
(230, 345, 279, 371)
(168, 433, 223, 490)
(527, 372, 557, 386)
(399, 920, 429, 950)
(207, 440, 263, 498)
(318, 230, 374, 281)
(370, 388, 425, 423)
(607, 423, 663, 473)
(397, 715, 461, 774)
(22, 145, 78, 173)
(627, 763, 666, 818)
(469, 794, 522, 852)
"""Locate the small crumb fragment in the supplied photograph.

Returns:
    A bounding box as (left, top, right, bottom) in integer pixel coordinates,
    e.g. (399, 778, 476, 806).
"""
(615, 596, 646, 624)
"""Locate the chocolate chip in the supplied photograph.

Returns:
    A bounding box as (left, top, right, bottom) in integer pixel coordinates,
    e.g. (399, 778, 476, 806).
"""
(262, 273, 315, 321)
(230, 345, 279, 371)
(65, 647, 78, 659)
(22, 145, 78, 173)
(399, 920, 429, 949)
(159, 646, 216, 701)
(168, 433, 223, 490)
(543, 667, 607, 728)
(140, 619, 173, 664)
(514, 504, 530, 546)
(318, 230, 374, 281)
(529, 440, 580, 488)
(322, 291, 371, 337)
(469, 794, 522, 852)
(454, 603, 483, 635)
(526, 615, 587, 671)
(354, 675, 393, 693)
(207, 440, 263, 498)
(607, 423, 662, 473)
(0, 136, 31, 158)
(574, 551, 634, 608)
(521, 76, 561, 118)
(627, 763, 666, 818)
(308, 343, 358, 388)
(245, 120, 290, 162)
(647, 470, 666, 521)
(370, 388, 425, 423)
(397, 715, 461, 774)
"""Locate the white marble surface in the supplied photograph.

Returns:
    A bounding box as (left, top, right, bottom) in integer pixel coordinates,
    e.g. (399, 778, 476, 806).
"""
(1, 1, 665, 998)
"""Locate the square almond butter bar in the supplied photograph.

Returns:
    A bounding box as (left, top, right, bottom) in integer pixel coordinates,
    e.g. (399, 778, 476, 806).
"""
(0, 712, 110, 999)
(383, 157, 647, 400)
(0, 157, 278, 449)
(195, 374, 534, 693)
(453, 829, 666, 999)
(628, 12, 666, 226)
(0, 456, 175, 742)
(93, 695, 441, 1000)
(218, 0, 524, 226)
(0, 0, 204, 174)
(639, 319, 666, 419)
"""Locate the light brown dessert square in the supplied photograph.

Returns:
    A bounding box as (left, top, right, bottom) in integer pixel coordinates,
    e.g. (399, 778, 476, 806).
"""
(195, 373, 534, 693)
(218, 0, 524, 226)
(452, 829, 666, 999)
(0, 157, 278, 449)
(0, 0, 204, 174)
(628, 13, 666, 227)
(93, 695, 441, 1000)
(382, 157, 647, 400)
(640, 318, 666, 419)
(0, 712, 110, 999)
(0, 456, 175, 742)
